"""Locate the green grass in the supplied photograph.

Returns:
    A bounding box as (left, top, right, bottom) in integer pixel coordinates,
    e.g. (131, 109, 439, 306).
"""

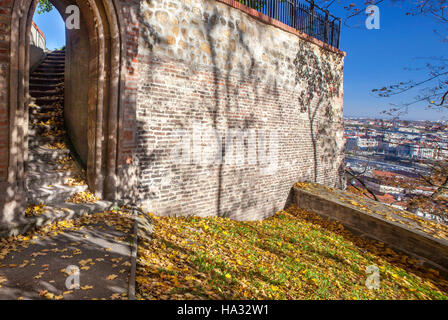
(136, 205, 448, 300)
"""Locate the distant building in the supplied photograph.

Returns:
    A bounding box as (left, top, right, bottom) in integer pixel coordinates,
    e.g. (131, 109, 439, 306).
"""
(410, 145, 438, 160)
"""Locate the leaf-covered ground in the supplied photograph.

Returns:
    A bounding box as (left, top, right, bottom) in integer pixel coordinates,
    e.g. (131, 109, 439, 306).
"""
(0, 210, 134, 300)
(136, 205, 448, 300)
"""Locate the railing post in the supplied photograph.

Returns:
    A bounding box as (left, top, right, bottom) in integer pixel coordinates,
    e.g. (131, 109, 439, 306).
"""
(292, 0, 297, 29)
(330, 19, 334, 47)
(324, 10, 329, 44)
(337, 17, 341, 48)
(309, 0, 314, 37)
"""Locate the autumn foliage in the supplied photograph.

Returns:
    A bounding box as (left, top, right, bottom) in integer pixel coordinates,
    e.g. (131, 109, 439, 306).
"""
(136, 205, 448, 300)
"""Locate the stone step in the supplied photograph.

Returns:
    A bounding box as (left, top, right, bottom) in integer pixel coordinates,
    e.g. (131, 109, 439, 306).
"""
(28, 146, 70, 162)
(33, 96, 63, 106)
(26, 167, 78, 186)
(34, 68, 65, 74)
(0, 200, 115, 238)
(43, 56, 65, 62)
(29, 109, 63, 120)
(26, 161, 67, 172)
(47, 51, 65, 56)
(40, 61, 65, 66)
(29, 117, 63, 128)
(29, 125, 64, 137)
(38, 64, 65, 70)
(30, 89, 62, 98)
(27, 136, 65, 149)
(45, 54, 65, 59)
(29, 104, 62, 114)
(46, 55, 65, 60)
(35, 63, 64, 68)
(29, 117, 63, 127)
(29, 83, 63, 91)
(30, 77, 64, 85)
(45, 56, 65, 61)
(27, 184, 88, 204)
(30, 81, 64, 89)
(30, 72, 64, 79)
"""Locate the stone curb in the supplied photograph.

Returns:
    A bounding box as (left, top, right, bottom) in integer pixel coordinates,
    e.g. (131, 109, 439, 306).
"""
(127, 209, 138, 300)
(130, 209, 154, 300)
(293, 186, 448, 279)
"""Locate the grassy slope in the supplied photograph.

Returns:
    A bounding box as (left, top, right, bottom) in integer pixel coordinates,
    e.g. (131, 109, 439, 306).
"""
(136, 205, 448, 300)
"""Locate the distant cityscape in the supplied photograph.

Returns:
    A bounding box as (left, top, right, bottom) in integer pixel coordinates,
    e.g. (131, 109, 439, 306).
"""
(344, 117, 448, 223)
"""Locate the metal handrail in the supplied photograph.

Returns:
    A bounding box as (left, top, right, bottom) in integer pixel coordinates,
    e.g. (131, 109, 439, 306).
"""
(236, 0, 341, 48)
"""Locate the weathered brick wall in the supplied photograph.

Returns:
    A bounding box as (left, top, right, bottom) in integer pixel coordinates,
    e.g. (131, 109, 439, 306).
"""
(134, 0, 345, 220)
(119, 0, 140, 166)
(0, 0, 10, 182)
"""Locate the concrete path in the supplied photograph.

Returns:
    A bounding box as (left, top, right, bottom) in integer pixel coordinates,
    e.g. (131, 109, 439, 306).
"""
(0, 217, 135, 300)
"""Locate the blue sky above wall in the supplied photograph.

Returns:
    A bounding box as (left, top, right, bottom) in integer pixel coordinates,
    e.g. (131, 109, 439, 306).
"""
(33, 8, 65, 51)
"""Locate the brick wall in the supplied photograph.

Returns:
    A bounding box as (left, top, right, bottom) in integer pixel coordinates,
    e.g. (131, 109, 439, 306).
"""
(119, 0, 140, 167)
(134, 0, 346, 220)
(0, 0, 10, 182)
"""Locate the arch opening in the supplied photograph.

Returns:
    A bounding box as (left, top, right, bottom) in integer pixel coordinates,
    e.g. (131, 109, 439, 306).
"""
(4, 0, 125, 222)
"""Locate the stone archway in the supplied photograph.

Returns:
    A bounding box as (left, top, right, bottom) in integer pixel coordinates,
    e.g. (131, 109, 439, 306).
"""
(5, 0, 125, 222)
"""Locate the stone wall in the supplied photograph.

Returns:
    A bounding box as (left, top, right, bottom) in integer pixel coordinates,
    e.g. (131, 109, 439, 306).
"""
(64, 10, 90, 165)
(29, 22, 46, 72)
(0, 0, 10, 184)
(134, 0, 345, 220)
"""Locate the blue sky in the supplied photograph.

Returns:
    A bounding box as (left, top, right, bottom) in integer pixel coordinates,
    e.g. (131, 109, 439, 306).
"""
(33, 8, 65, 51)
(329, 2, 448, 121)
(32, 2, 448, 121)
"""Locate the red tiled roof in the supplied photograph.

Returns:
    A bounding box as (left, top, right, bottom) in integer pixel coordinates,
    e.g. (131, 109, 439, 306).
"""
(377, 193, 397, 204)
(371, 170, 397, 178)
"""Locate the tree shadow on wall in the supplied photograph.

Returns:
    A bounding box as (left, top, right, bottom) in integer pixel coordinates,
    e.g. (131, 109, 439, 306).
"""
(203, 8, 259, 218)
(133, 2, 326, 218)
(293, 41, 344, 187)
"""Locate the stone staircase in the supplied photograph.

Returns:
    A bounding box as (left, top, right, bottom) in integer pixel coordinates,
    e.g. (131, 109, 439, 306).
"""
(27, 49, 89, 205)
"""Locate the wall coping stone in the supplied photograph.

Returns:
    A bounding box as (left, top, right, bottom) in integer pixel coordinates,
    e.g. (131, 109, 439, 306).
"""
(32, 21, 45, 40)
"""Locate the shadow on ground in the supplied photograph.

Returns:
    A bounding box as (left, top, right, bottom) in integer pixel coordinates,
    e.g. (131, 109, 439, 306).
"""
(0, 217, 134, 300)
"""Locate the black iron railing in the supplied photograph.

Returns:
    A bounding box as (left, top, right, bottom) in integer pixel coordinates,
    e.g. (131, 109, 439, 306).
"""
(236, 0, 341, 48)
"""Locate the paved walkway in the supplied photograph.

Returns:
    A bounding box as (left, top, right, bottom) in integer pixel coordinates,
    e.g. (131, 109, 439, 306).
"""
(0, 216, 135, 300)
